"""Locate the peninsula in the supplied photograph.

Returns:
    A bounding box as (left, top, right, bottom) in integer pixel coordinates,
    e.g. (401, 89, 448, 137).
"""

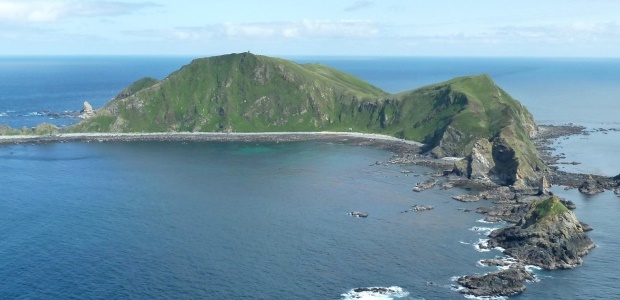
(65, 52, 543, 188)
(0, 53, 599, 298)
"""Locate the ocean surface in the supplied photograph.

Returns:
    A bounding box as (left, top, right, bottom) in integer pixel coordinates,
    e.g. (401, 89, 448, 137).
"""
(0, 56, 619, 299)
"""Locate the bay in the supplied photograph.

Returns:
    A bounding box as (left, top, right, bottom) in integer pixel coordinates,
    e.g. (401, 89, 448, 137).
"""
(2, 141, 491, 299)
(1, 56, 619, 299)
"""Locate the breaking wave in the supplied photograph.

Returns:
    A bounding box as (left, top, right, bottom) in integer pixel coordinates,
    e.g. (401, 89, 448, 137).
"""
(341, 286, 410, 299)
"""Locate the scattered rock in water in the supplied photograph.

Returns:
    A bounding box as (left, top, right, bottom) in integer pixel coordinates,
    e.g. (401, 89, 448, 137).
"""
(348, 211, 368, 218)
(578, 175, 605, 195)
(479, 258, 514, 267)
(560, 198, 577, 210)
(457, 265, 535, 297)
(412, 178, 438, 192)
(411, 204, 434, 212)
(452, 194, 481, 202)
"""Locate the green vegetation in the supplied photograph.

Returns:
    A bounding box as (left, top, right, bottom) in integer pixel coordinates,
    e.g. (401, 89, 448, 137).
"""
(114, 77, 159, 100)
(33, 123, 59, 135)
(533, 196, 570, 221)
(67, 52, 546, 186)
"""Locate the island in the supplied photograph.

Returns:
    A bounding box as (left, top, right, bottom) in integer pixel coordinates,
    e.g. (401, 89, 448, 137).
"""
(0, 52, 610, 297)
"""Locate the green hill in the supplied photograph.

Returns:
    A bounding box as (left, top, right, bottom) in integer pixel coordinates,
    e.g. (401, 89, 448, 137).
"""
(70, 52, 545, 186)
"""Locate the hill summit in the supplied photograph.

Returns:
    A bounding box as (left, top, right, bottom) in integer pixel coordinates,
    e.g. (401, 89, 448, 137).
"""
(71, 52, 545, 186)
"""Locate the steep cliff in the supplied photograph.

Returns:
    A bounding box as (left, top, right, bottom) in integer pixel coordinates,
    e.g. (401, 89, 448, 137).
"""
(70, 53, 545, 186)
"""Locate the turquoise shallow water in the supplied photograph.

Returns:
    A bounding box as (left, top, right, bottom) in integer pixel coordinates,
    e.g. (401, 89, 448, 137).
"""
(0, 56, 618, 299)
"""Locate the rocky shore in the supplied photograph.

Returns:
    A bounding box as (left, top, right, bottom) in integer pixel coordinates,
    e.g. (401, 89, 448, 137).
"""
(535, 125, 620, 193)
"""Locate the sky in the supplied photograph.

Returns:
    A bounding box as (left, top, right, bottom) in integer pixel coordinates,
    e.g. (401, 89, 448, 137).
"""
(0, 0, 619, 57)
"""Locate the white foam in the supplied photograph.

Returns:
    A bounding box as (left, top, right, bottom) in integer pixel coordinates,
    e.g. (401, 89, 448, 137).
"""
(0, 112, 7, 117)
(464, 295, 508, 300)
(459, 241, 471, 245)
(476, 218, 494, 224)
(469, 226, 498, 236)
(475, 239, 490, 252)
(525, 265, 542, 271)
(341, 286, 410, 300)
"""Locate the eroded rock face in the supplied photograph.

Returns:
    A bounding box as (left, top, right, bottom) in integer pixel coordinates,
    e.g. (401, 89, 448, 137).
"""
(469, 139, 495, 181)
(486, 196, 595, 270)
(454, 136, 544, 188)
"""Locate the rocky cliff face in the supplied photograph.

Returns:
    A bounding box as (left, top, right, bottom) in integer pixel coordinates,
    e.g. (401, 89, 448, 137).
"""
(486, 196, 595, 269)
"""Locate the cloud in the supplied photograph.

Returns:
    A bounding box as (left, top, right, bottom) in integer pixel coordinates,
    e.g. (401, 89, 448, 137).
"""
(494, 21, 620, 43)
(126, 20, 380, 41)
(344, 1, 374, 12)
(0, 0, 157, 23)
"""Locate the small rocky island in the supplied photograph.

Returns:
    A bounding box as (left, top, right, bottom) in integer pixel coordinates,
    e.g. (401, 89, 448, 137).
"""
(486, 196, 594, 270)
(456, 196, 595, 297)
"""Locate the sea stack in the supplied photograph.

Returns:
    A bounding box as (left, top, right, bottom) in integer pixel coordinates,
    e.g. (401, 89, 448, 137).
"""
(486, 196, 595, 269)
(79, 101, 94, 119)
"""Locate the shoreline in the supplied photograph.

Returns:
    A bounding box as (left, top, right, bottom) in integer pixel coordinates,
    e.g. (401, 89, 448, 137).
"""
(0, 131, 423, 146)
(1, 126, 609, 298)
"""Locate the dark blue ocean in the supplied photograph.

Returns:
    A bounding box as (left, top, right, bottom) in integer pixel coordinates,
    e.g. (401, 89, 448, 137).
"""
(1, 56, 619, 299)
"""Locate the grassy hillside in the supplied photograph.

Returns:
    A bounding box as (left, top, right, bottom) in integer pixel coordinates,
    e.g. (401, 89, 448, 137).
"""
(70, 52, 545, 186)
(72, 53, 387, 133)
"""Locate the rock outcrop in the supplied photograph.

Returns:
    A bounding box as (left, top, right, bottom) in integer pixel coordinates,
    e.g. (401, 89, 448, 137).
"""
(412, 178, 438, 192)
(452, 194, 480, 202)
(457, 265, 535, 297)
(485, 196, 595, 269)
(78, 101, 94, 119)
(348, 211, 368, 218)
(411, 205, 434, 211)
(578, 175, 605, 195)
(454, 135, 545, 188)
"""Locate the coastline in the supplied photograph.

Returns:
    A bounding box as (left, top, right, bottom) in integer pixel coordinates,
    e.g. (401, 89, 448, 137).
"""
(0, 131, 423, 147)
(1, 126, 606, 298)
